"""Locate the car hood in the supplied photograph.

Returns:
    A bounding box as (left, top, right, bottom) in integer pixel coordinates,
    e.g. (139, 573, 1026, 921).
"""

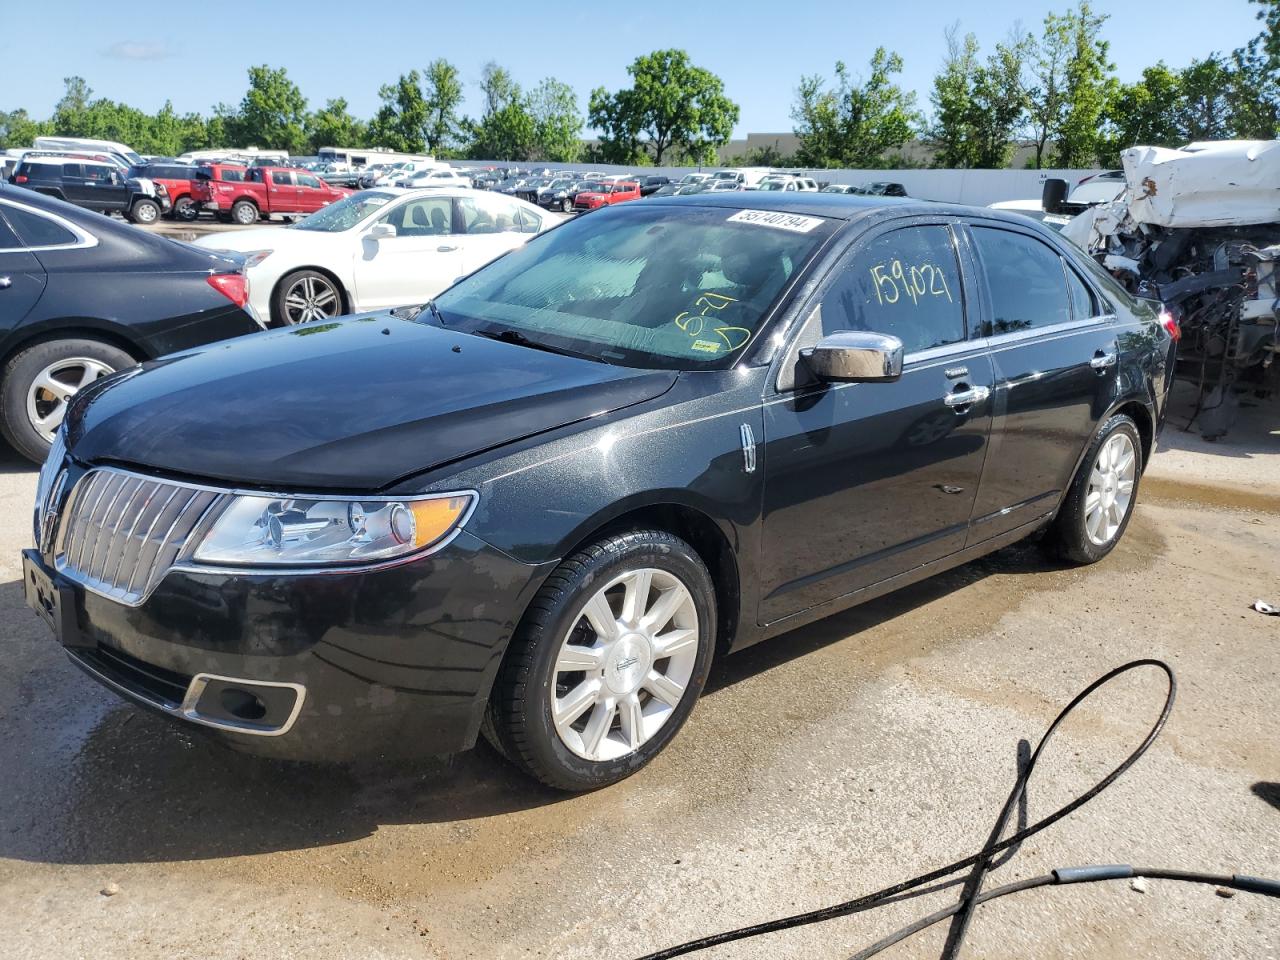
(66, 316, 677, 490)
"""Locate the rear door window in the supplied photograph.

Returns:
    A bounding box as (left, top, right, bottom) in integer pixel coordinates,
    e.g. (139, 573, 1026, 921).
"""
(970, 226, 1071, 334)
(1, 204, 79, 247)
(1064, 260, 1099, 321)
(817, 224, 967, 354)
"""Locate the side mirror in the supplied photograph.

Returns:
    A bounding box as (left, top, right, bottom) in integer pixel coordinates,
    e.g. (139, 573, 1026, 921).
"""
(367, 222, 396, 240)
(800, 331, 904, 383)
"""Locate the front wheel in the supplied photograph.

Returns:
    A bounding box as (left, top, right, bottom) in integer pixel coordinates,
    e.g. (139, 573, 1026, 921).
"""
(0, 339, 134, 462)
(127, 199, 160, 224)
(561, 198, 573, 212)
(1045, 413, 1143, 564)
(273, 270, 344, 326)
(486, 529, 716, 791)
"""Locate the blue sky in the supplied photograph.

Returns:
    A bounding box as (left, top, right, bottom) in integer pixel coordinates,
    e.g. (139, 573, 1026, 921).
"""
(0, 0, 1265, 135)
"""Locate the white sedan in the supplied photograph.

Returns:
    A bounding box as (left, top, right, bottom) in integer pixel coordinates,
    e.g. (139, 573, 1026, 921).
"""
(397, 168, 472, 189)
(193, 188, 552, 325)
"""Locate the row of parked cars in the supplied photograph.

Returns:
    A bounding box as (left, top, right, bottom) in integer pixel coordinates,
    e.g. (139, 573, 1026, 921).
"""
(6, 153, 354, 225)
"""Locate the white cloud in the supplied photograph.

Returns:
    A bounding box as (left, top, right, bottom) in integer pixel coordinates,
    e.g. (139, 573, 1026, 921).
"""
(103, 40, 173, 61)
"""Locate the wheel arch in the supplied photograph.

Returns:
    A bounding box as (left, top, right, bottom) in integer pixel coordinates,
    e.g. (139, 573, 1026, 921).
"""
(546, 499, 743, 660)
(1109, 397, 1155, 467)
(268, 266, 351, 325)
(0, 321, 150, 373)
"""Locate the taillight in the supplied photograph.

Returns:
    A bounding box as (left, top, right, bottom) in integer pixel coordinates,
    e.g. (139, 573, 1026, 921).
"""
(207, 273, 248, 309)
(1159, 307, 1181, 342)
(13, 175, 27, 183)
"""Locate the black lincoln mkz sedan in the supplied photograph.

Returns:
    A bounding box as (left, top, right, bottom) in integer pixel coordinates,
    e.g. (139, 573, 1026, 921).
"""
(24, 194, 1176, 791)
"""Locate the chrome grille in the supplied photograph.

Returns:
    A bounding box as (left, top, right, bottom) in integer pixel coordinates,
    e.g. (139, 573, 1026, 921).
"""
(54, 469, 222, 605)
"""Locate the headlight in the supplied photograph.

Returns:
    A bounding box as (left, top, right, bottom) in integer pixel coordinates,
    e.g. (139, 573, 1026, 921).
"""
(194, 492, 474, 566)
(241, 249, 273, 268)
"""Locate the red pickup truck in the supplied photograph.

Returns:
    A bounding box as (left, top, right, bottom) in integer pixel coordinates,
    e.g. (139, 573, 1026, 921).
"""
(191, 164, 353, 225)
(573, 180, 641, 212)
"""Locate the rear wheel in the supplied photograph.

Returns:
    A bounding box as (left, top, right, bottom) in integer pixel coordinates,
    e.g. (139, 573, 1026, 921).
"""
(1045, 413, 1143, 564)
(231, 200, 259, 225)
(486, 529, 716, 791)
(127, 198, 160, 225)
(0, 338, 134, 462)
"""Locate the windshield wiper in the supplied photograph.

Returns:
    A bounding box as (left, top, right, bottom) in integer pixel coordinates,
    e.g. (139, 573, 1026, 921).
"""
(473, 327, 604, 362)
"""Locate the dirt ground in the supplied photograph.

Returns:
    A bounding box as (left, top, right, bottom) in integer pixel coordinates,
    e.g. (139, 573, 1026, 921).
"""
(0, 385, 1276, 960)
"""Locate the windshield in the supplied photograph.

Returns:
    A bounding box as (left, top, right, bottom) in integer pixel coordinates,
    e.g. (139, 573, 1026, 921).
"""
(294, 191, 396, 231)
(756, 180, 788, 191)
(431, 203, 835, 370)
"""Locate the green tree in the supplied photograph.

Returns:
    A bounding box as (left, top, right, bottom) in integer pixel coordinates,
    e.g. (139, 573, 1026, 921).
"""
(423, 58, 464, 155)
(589, 50, 738, 164)
(529, 78, 582, 162)
(51, 76, 93, 135)
(1177, 56, 1235, 142)
(368, 71, 429, 153)
(929, 27, 981, 169)
(0, 109, 51, 149)
(305, 98, 368, 153)
(792, 49, 920, 168)
(1052, 1, 1113, 167)
(1098, 63, 1183, 164)
(224, 65, 309, 151)
(971, 32, 1033, 168)
(479, 62, 521, 117)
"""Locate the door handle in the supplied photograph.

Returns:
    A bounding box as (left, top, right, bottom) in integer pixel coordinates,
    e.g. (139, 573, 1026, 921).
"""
(943, 385, 990, 410)
(0, 277, 11, 290)
(437, 244, 458, 252)
(1090, 350, 1118, 371)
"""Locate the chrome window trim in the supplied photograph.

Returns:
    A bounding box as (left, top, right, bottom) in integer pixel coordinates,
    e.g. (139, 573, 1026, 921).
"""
(0, 197, 100, 252)
(982, 314, 1116, 351)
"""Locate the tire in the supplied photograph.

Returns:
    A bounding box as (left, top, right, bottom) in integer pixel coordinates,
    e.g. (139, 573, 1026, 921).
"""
(0, 338, 134, 463)
(231, 200, 259, 225)
(127, 198, 160, 225)
(272, 269, 344, 326)
(486, 529, 716, 791)
(1044, 413, 1143, 565)
(173, 196, 198, 222)
(561, 198, 573, 212)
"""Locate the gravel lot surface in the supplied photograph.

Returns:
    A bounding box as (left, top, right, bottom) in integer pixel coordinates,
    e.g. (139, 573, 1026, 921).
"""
(0, 374, 1275, 959)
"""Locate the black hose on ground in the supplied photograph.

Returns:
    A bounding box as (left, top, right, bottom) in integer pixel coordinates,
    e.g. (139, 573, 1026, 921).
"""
(632, 659, 1279, 960)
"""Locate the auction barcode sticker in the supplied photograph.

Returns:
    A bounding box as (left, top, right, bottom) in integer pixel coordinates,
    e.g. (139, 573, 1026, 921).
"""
(726, 210, 825, 233)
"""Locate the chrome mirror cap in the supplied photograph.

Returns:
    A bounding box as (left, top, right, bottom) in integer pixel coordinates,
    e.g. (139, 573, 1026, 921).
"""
(800, 331, 905, 383)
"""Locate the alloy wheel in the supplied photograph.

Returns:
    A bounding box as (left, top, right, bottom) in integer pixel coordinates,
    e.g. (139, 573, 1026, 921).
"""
(26, 357, 115, 441)
(551, 568, 700, 762)
(1085, 432, 1136, 545)
(283, 276, 340, 324)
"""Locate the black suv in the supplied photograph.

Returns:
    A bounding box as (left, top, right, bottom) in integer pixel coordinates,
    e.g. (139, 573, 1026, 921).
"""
(8, 157, 170, 224)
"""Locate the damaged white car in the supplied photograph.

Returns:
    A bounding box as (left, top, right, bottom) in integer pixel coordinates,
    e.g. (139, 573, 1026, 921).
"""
(1057, 141, 1279, 438)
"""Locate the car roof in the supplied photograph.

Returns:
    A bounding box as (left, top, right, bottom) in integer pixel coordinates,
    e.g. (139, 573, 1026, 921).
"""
(641, 190, 1047, 229)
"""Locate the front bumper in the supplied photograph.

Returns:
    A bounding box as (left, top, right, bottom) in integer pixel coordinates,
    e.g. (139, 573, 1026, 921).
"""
(25, 530, 552, 762)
